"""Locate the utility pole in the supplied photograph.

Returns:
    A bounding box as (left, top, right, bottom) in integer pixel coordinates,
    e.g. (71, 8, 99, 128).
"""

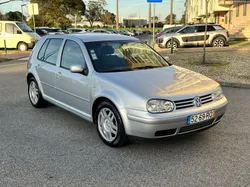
(170, 0, 173, 25)
(116, 0, 119, 30)
(148, 3, 151, 29)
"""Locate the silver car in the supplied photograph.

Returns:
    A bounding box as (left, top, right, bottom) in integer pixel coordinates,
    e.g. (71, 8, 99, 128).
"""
(158, 24, 230, 48)
(26, 34, 228, 147)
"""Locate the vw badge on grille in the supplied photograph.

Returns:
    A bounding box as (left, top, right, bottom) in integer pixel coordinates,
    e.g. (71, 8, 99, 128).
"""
(194, 97, 202, 107)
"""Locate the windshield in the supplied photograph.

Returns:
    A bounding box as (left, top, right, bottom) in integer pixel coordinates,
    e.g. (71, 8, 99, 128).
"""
(85, 40, 169, 73)
(16, 22, 33, 32)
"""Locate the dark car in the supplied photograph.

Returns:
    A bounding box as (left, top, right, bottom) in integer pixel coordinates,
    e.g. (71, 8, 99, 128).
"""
(143, 30, 152, 34)
(35, 29, 48, 37)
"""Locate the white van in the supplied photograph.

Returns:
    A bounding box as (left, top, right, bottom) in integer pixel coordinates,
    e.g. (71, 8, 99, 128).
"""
(0, 21, 40, 51)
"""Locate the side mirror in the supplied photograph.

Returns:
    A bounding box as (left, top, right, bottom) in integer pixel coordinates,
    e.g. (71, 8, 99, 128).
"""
(70, 64, 88, 75)
(17, 30, 22, 34)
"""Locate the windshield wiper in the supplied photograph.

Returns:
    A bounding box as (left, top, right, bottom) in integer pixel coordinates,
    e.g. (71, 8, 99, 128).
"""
(132, 65, 162, 70)
(102, 68, 131, 73)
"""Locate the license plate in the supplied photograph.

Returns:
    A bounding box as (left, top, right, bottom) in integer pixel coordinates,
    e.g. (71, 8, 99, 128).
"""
(187, 110, 215, 125)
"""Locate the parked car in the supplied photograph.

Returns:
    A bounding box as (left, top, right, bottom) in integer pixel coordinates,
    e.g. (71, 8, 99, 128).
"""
(91, 29, 111, 34)
(67, 28, 88, 34)
(143, 30, 152, 34)
(27, 34, 228, 147)
(37, 27, 64, 35)
(124, 30, 135, 36)
(0, 21, 40, 51)
(136, 30, 143, 35)
(158, 24, 230, 48)
(35, 28, 49, 37)
(106, 29, 118, 34)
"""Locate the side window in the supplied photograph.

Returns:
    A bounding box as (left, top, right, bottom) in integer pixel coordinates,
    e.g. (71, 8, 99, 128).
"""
(179, 26, 197, 34)
(207, 26, 215, 31)
(43, 39, 63, 65)
(61, 40, 85, 69)
(197, 26, 205, 32)
(38, 39, 50, 60)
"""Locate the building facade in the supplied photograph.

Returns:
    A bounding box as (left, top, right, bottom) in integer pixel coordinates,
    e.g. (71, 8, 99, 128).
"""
(185, 0, 250, 39)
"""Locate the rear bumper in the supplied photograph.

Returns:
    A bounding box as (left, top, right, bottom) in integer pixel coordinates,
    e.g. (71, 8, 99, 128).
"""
(122, 97, 228, 139)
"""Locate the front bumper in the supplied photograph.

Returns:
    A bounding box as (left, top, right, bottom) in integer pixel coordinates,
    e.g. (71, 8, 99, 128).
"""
(122, 96, 228, 139)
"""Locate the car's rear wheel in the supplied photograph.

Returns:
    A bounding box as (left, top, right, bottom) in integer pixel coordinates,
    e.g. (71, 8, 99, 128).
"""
(166, 40, 178, 48)
(28, 78, 48, 108)
(96, 101, 128, 147)
(212, 37, 225, 47)
(18, 42, 28, 51)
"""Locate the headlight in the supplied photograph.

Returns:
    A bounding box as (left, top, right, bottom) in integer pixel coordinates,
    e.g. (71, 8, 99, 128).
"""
(212, 86, 223, 101)
(147, 100, 175, 113)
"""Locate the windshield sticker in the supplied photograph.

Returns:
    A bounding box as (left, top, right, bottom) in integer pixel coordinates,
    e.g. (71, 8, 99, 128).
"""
(90, 50, 98, 60)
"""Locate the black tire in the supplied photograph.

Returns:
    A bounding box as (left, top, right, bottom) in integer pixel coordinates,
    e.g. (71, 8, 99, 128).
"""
(18, 42, 28, 51)
(95, 101, 128, 147)
(28, 77, 48, 108)
(166, 39, 179, 49)
(212, 37, 225, 47)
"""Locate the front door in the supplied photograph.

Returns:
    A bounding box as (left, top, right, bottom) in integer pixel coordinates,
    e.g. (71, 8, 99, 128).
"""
(178, 26, 200, 46)
(36, 38, 63, 98)
(56, 39, 91, 115)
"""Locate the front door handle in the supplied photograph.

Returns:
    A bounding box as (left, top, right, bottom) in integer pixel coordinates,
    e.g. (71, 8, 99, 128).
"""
(57, 72, 62, 77)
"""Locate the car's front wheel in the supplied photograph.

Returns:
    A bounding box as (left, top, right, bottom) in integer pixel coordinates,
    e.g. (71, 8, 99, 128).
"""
(212, 37, 225, 47)
(95, 101, 128, 147)
(18, 42, 28, 51)
(28, 78, 48, 108)
(166, 40, 179, 48)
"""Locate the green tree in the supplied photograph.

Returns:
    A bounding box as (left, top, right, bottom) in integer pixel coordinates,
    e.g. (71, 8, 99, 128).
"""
(101, 10, 115, 26)
(179, 14, 185, 24)
(4, 11, 26, 21)
(85, 0, 107, 27)
(165, 14, 176, 24)
(29, 0, 85, 28)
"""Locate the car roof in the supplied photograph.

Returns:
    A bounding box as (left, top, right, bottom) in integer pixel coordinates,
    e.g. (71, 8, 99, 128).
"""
(44, 33, 140, 42)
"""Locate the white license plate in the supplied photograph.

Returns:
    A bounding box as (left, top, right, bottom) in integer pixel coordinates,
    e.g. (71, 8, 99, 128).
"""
(187, 110, 215, 125)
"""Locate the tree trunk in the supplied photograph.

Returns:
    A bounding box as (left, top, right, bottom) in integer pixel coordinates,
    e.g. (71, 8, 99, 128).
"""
(202, 0, 208, 64)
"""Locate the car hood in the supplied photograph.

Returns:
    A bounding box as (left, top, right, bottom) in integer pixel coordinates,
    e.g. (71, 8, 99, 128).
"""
(100, 65, 218, 100)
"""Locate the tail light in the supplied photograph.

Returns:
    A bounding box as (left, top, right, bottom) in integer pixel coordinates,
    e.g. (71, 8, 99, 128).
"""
(226, 31, 230, 38)
(156, 33, 163, 38)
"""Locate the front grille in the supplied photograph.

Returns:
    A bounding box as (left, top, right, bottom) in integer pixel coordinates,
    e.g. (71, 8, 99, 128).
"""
(178, 119, 214, 133)
(155, 128, 177, 137)
(200, 94, 213, 105)
(174, 94, 213, 110)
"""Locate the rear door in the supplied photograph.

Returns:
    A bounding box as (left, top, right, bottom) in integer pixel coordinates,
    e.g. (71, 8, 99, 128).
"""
(197, 25, 216, 46)
(36, 38, 63, 98)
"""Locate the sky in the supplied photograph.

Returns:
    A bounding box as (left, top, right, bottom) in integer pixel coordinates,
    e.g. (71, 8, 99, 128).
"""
(0, 0, 185, 21)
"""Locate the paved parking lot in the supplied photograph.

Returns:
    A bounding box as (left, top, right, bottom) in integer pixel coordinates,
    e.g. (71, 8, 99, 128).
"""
(0, 61, 249, 187)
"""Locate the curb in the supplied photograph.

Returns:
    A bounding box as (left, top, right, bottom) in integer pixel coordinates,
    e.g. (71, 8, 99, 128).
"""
(218, 81, 250, 89)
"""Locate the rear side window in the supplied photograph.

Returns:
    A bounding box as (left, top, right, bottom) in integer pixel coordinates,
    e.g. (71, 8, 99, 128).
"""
(38, 39, 50, 60)
(38, 39, 63, 65)
(0, 23, 2, 32)
(213, 25, 224, 30)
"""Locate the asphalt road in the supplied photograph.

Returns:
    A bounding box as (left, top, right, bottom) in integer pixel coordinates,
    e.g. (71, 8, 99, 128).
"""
(0, 61, 250, 187)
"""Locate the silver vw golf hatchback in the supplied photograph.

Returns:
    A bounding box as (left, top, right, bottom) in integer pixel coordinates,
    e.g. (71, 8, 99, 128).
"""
(27, 34, 228, 147)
